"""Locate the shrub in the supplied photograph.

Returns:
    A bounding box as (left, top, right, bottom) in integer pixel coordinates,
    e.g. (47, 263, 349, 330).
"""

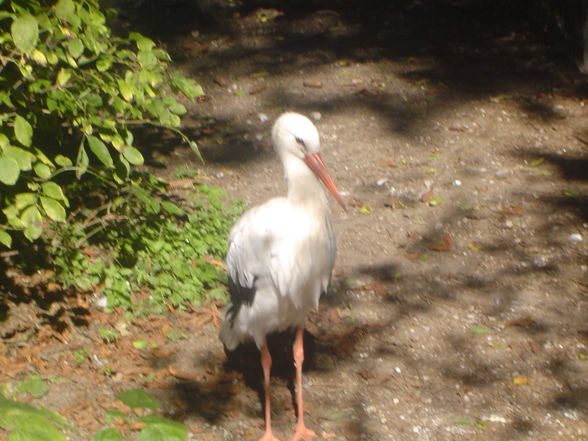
(0, 0, 203, 247)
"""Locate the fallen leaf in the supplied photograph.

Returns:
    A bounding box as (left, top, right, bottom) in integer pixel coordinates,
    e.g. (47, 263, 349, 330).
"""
(468, 242, 483, 252)
(249, 82, 268, 95)
(451, 418, 473, 425)
(513, 376, 529, 386)
(469, 324, 491, 334)
(562, 189, 580, 198)
(357, 369, 375, 380)
(303, 79, 323, 88)
(504, 316, 535, 327)
(129, 421, 146, 431)
(81, 247, 100, 257)
(168, 365, 204, 381)
(367, 373, 391, 386)
(361, 282, 388, 296)
(430, 234, 452, 251)
(202, 255, 226, 270)
(528, 157, 544, 167)
(359, 204, 373, 214)
(420, 185, 435, 203)
(498, 205, 525, 215)
(378, 160, 398, 168)
(251, 71, 270, 78)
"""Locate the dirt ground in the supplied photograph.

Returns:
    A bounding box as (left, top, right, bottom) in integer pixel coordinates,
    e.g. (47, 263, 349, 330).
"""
(2, 0, 588, 440)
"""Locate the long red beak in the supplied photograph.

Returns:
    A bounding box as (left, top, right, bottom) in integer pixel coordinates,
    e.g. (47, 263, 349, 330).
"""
(304, 152, 347, 210)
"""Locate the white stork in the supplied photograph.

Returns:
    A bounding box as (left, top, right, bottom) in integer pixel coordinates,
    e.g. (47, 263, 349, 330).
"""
(220, 112, 346, 441)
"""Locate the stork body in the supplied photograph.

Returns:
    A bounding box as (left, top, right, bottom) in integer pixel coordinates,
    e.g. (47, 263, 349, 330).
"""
(220, 113, 345, 441)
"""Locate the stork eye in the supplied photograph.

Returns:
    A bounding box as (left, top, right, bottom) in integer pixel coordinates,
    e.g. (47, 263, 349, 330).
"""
(294, 137, 305, 147)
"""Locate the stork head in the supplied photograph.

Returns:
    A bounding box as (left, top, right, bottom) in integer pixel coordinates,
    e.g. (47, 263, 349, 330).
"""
(271, 112, 346, 210)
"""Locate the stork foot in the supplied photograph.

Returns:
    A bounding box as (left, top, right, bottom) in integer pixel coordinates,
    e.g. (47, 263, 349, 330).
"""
(259, 430, 282, 441)
(290, 423, 316, 441)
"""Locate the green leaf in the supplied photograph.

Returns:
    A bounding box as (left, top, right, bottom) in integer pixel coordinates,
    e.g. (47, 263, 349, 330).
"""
(40, 197, 66, 222)
(469, 324, 491, 335)
(137, 50, 157, 69)
(114, 156, 130, 182)
(98, 328, 119, 343)
(103, 410, 127, 424)
(1, 409, 67, 441)
(56, 69, 71, 87)
(14, 115, 33, 147)
(92, 428, 123, 441)
(122, 146, 144, 165)
(11, 14, 38, 54)
(21, 206, 43, 241)
(96, 55, 113, 72)
(14, 193, 37, 210)
(161, 201, 186, 216)
(42, 182, 67, 201)
(54, 155, 73, 167)
(115, 389, 159, 411)
(34, 163, 52, 179)
(73, 350, 86, 364)
(562, 189, 580, 198)
(475, 420, 488, 430)
(67, 38, 84, 59)
(0, 157, 20, 184)
(0, 134, 9, 148)
(167, 101, 187, 115)
(133, 339, 147, 349)
(86, 135, 114, 168)
(166, 329, 187, 341)
(529, 157, 544, 167)
(32, 49, 47, 66)
(130, 32, 155, 51)
(136, 416, 188, 441)
(3, 146, 35, 171)
(117, 80, 134, 101)
(76, 144, 89, 178)
(55, 0, 76, 20)
(451, 418, 474, 425)
(16, 376, 50, 399)
(0, 229, 12, 248)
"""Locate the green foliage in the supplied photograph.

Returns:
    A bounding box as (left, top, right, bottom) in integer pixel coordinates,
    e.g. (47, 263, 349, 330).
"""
(0, 393, 71, 441)
(98, 328, 120, 343)
(49, 176, 243, 315)
(15, 375, 50, 399)
(115, 389, 159, 411)
(1, 389, 188, 441)
(0, 0, 204, 247)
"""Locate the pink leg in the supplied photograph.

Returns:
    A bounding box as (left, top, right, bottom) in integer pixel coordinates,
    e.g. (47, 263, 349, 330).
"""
(260, 337, 282, 441)
(291, 327, 317, 441)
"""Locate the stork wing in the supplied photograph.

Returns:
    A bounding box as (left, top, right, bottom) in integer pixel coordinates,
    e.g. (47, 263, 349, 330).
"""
(226, 198, 335, 310)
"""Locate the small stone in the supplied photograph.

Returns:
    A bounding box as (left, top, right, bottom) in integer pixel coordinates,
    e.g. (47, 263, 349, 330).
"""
(213, 75, 228, 87)
(569, 233, 583, 242)
(309, 111, 322, 121)
(303, 78, 323, 88)
(249, 82, 268, 95)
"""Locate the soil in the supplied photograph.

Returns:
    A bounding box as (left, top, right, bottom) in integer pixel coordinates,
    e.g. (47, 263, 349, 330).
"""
(2, 0, 588, 440)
